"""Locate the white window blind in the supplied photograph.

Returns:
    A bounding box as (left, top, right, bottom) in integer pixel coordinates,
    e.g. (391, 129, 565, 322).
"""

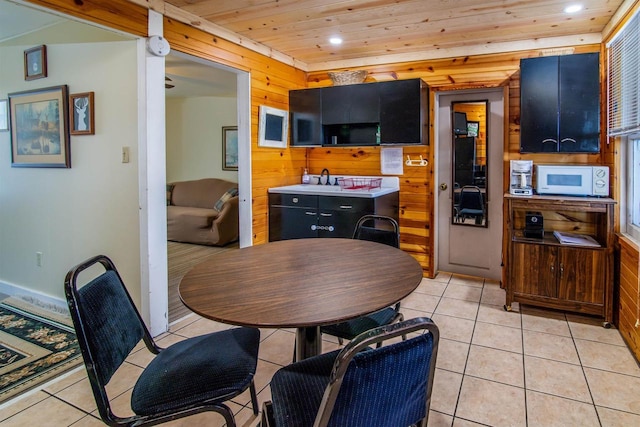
(608, 9, 640, 136)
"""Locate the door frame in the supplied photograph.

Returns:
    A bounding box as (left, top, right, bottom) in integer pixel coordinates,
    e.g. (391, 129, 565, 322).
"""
(434, 87, 506, 281)
(147, 49, 252, 333)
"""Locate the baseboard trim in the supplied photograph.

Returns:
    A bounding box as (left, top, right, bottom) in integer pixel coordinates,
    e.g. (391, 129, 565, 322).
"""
(0, 281, 69, 318)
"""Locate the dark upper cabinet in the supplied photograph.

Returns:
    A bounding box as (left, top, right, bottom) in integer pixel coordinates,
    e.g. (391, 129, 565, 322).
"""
(288, 79, 428, 147)
(379, 79, 426, 144)
(520, 53, 600, 153)
(321, 84, 380, 124)
(290, 88, 322, 146)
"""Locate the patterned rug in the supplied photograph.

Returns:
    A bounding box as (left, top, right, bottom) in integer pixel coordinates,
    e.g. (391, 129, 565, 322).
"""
(0, 299, 81, 404)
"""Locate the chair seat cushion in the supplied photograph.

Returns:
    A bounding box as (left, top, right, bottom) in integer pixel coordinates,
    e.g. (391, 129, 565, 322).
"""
(270, 349, 339, 427)
(459, 208, 483, 215)
(131, 327, 259, 415)
(321, 307, 398, 340)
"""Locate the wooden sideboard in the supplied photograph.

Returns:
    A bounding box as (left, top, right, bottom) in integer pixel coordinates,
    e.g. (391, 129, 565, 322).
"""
(504, 194, 615, 326)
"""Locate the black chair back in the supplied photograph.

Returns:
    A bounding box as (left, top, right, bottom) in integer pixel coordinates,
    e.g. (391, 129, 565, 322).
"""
(65, 255, 157, 423)
(267, 317, 439, 427)
(458, 186, 483, 211)
(352, 214, 399, 248)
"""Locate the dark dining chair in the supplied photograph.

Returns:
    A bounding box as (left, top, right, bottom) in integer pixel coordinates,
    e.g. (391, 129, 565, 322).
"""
(320, 215, 404, 346)
(262, 317, 440, 427)
(457, 185, 485, 224)
(64, 254, 260, 426)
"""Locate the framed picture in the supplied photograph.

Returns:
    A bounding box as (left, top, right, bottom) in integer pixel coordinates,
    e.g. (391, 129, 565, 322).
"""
(467, 121, 479, 137)
(222, 126, 238, 170)
(0, 99, 8, 131)
(9, 85, 71, 168)
(70, 92, 95, 135)
(24, 45, 47, 81)
(258, 105, 288, 148)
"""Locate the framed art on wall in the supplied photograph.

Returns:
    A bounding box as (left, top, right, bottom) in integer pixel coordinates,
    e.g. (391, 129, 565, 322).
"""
(258, 105, 288, 148)
(24, 45, 47, 81)
(0, 99, 8, 131)
(70, 92, 95, 135)
(467, 121, 479, 137)
(222, 126, 238, 170)
(9, 85, 71, 168)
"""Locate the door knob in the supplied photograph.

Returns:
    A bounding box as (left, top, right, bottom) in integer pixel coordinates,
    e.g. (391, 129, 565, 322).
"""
(439, 183, 448, 191)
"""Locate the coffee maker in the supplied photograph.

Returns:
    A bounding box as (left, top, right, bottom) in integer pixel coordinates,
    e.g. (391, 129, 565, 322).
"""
(510, 160, 533, 196)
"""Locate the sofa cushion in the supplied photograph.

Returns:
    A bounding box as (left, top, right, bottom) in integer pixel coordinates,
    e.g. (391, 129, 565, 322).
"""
(167, 206, 218, 228)
(214, 188, 239, 212)
(170, 179, 237, 209)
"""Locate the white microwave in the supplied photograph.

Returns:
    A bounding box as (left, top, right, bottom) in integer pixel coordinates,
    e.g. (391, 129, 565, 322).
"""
(536, 165, 609, 196)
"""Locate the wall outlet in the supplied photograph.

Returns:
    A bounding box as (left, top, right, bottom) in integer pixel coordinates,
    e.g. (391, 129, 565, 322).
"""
(36, 252, 43, 267)
(122, 146, 130, 163)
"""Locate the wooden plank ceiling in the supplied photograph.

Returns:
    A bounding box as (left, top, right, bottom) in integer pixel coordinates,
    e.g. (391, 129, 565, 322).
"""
(164, 0, 625, 70)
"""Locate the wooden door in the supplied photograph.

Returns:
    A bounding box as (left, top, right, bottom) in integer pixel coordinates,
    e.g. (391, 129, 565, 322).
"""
(512, 242, 557, 298)
(557, 247, 606, 304)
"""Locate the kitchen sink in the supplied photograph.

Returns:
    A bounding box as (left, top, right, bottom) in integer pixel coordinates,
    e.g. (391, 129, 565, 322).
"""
(269, 176, 399, 198)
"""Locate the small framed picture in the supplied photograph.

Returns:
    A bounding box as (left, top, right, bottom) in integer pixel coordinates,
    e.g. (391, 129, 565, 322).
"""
(222, 126, 238, 170)
(24, 45, 47, 81)
(0, 99, 8, 131)
(69, 92, 95, 135)
(467, 121, 479, 137)
(258, 105, 288, 148)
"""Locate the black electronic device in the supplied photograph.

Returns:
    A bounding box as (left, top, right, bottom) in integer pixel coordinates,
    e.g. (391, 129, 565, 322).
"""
(453, 112, 468, 135)
(524, 211, 544, 238)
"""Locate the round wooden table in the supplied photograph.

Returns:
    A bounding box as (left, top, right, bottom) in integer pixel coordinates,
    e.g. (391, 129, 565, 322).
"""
(179, 238, 423, 360)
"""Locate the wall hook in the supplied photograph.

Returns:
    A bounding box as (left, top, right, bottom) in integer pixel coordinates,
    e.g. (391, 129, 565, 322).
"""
(405, 155, 428, 166)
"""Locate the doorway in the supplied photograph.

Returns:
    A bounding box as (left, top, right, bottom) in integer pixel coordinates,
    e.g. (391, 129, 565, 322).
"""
(436, 89, 504, 280)
(163, 52, 251, 323)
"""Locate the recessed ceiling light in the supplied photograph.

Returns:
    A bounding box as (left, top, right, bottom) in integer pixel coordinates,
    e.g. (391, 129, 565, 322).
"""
(329, 37, 343, 45)
(564, 4, 583, 13)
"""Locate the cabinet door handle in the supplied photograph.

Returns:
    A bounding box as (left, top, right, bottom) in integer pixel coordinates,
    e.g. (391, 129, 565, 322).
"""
(559, 263, 564, 277)
(339, 205, 353, 209)
(550, 264, 554, 273)
(542, 138, 558, 144)
(560, 138, 577, 144)
(305, 211, 316, 216)
(320, 213, 332, 217)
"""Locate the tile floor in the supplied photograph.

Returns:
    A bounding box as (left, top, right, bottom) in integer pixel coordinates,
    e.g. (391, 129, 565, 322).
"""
(1, 272, 640, 426)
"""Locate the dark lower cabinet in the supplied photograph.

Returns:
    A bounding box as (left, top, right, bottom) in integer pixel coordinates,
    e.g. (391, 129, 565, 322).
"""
(269, 192, 399, 241)
(520, 52, 600, 153)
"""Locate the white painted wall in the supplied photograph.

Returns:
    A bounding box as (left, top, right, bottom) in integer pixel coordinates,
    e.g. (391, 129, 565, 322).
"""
(0, 40, 142, 306)
(165, 96, 238, 183)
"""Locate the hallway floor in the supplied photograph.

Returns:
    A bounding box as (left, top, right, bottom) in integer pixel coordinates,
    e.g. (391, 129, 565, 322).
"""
(0, 272, 639, 426)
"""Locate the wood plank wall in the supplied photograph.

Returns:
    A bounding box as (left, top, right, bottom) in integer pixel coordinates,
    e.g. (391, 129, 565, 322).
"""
(454, 103, 487, 166)
(306, 45, 601, 277)
(24, 0, 603, 278)
(161, 18, 309, 244)
(606, 1, 640, 362)
(24, 0, 309, 246)
(24, 0, 148, 37)
(618, 236, 640, 358)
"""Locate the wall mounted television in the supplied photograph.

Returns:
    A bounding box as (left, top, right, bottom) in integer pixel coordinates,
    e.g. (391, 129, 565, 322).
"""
(453, 111, 468, 135)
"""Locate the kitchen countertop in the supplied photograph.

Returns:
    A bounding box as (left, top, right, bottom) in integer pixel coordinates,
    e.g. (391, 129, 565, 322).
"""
(269, 176, 399, 198)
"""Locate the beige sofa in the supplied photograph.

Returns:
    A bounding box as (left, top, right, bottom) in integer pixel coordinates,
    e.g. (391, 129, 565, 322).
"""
(167, 178, 239, 246)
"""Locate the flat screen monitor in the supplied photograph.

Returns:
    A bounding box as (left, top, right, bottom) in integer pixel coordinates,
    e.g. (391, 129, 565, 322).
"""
(453, 112, 468, 135)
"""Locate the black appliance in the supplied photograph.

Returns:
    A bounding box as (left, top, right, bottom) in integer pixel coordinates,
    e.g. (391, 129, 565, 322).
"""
(524, 211, 544, 239)
(453, 112, 468, 135)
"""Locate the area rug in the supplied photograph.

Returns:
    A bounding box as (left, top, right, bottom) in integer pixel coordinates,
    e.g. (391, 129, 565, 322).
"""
(0, 299, 81, 404)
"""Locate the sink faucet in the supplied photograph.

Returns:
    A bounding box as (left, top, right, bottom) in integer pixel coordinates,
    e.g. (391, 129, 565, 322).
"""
(320, 168, 331, 185)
